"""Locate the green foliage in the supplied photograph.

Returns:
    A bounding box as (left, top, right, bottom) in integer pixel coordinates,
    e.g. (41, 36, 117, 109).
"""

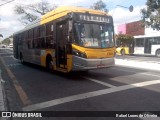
(90, 0, 108, 12)
(141, 0, 160, 30)
(2, 35, 13, 45)
(116, 34, 134, 46)
(14, 1, 57, 25)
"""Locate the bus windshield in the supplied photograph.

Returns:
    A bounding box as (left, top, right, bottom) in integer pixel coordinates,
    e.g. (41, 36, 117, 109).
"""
(73, 23, 114, 48)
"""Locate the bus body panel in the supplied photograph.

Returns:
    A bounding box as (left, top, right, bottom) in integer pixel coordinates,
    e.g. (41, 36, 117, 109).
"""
(134, 47, 144, 54)
(151, 45, 160, 55)
(72, 56, 115, 71)
(40, 49, 55, 67)
(134, 35, 160, 56)
(116, 47, 130, 55)
(72, 44, 115, 59)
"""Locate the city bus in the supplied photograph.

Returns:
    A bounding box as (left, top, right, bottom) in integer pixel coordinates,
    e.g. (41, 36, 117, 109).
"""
(13, 6, 115, 73)
(134, 35, 160, 57)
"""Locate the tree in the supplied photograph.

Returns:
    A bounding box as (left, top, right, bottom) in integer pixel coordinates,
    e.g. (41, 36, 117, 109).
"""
(90, 0, 108, 12)
(2, 36, 13, 45)
(14, 1, 57, 25)
(141, 0, 160, 30)
(116, 34, 134, 47)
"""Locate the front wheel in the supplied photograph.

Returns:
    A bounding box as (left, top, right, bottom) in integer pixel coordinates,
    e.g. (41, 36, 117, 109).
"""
(46, 59, 53, 71)
(156, 49, 160, 57)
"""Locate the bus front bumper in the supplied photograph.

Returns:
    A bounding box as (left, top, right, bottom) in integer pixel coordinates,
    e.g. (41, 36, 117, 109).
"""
(72, 56, 115, 71)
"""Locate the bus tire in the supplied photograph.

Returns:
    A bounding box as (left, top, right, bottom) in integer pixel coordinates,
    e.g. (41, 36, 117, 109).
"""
(156, 49, 160, 57)
(46, 55, 53, 71)
(121, 49, 125, 55)
(20, 53, 24, 64)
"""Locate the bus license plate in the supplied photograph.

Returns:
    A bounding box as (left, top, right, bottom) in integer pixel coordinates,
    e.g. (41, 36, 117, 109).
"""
(97, 64, 105, 68)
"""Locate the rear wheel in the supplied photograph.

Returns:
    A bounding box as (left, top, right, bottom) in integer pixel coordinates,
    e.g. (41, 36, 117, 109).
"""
(20, 53, 24, 64)
(121, 49, 125, 55)
(156, 49, 160, 57)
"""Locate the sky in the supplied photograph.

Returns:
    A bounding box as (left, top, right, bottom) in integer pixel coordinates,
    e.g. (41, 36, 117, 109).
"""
(0, 0, 147, 39)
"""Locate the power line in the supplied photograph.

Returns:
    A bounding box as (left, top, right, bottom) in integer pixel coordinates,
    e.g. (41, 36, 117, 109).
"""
(0, 0, 15, 7)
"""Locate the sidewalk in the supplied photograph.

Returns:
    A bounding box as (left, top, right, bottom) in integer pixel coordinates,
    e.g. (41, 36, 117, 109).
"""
(0, 69, 5, 111)
(0, 69, 7, 120)
(115, 59, 160, 71)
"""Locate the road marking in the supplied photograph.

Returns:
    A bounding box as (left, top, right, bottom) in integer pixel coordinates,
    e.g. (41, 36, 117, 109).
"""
(140, 72, 160, 78)
(3, 55, 14, 57)
(3, 55, 18, 61)
(111, 67, 139, 73)
(0, 57, 31, 105)
(81, 76, 116, 88)
(111, 67, 160, 78)
(23, 79, 160, 111)
(7, 63, 22, 67)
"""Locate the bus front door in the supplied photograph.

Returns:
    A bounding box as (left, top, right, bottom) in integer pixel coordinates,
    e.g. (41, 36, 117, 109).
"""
(56, 21, 67, 69)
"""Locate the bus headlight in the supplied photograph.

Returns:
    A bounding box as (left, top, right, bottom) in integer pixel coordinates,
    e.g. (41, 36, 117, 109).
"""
(72, 49, 87, 58)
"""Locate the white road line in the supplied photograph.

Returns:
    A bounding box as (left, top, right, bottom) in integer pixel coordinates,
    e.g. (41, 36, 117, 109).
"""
(23, 80, 160, 111)
(81, 76, 116, 88)
(111, 67, 138, 73)
(140, 73, 160, 78)
(3, 55, 14, 58)
(3, 56, 17, 61)
(111, 67, 160, 78)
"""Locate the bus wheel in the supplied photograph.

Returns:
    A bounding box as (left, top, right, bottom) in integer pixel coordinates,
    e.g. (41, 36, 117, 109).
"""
(20, 53, 24, 64)
(156, 49, 160, 57)
(46, 58, 53, 71)
(121, 49, 125, 55)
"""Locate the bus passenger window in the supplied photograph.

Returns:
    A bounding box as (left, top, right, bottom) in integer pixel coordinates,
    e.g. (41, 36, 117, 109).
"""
(41, 38, 46, 48)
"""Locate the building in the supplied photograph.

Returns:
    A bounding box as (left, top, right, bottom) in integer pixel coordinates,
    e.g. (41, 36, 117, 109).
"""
(117, 20, 145, 36)
(117, 20, 160, 36)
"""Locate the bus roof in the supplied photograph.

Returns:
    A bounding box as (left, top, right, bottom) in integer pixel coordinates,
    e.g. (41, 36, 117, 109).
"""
(14, 6, 109, 35)
(134, 34, 160, 38)
(41, 6, 109, 24)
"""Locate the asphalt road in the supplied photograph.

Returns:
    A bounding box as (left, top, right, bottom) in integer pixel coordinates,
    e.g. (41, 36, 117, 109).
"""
(0, 48, 160, 120)
(116, 54, 160, 63)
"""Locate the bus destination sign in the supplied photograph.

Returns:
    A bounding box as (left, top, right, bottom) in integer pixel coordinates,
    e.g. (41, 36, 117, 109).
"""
(78, 14, 112, 23)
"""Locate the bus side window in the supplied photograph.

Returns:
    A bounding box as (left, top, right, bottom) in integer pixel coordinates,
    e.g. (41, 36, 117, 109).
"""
(28, 29, 33, 48)
(46, 22, 54, 48)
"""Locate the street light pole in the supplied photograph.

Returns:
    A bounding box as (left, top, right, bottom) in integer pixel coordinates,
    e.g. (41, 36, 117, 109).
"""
(112, 5, 134, 15)
(116, 5, 133, 12)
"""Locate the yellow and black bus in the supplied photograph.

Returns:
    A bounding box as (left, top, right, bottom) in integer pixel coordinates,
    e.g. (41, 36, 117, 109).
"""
(13, 6, 115, 73)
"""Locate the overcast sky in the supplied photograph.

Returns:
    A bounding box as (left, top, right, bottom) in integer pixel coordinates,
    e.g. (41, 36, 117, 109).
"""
(0, 0, 147, 39)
